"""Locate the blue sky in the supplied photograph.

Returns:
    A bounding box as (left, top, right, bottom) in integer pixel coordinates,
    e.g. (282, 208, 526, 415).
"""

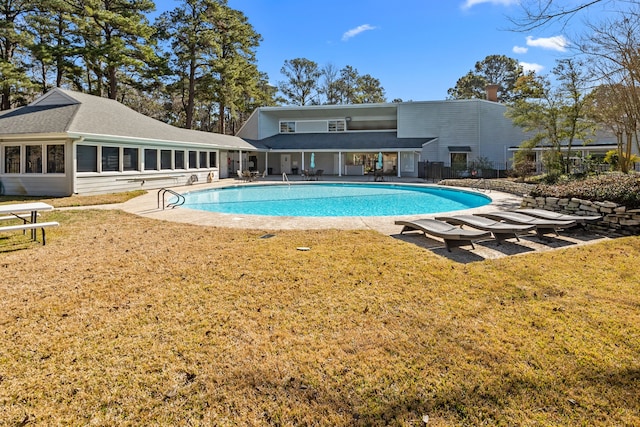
(152, 0, 576, 101)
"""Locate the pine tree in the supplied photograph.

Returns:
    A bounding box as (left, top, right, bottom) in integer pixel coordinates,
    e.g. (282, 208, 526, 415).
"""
(68, 0, 158, 100)
(0, 0, 36, 109)
(447, 55, 524, 103)
(278, 58, 322, 106)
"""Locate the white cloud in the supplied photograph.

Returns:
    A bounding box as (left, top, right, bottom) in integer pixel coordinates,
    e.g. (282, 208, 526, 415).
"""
(526, 35, 569, 52)
(520, 61, 545, 73)
(462, 0, 518, 10)
(342, 24, 377, 41)
(513, 45, 528, 54)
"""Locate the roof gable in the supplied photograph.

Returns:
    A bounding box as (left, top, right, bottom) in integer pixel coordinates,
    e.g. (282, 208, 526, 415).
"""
(30, 88, 80, 107)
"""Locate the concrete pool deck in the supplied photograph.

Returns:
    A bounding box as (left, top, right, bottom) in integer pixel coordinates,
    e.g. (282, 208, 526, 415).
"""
(112, 176, 611, 262)
(117, 176, 522, 235)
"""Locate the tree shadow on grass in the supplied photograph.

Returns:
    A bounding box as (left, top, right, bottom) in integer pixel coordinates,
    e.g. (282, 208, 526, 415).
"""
(221, 366, 432, 426)
(387, 365, 640, 426)
(216, 360, 640, 425)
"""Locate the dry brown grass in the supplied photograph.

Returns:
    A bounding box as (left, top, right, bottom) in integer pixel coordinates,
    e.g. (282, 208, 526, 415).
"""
(1, 207, 639, 426)
(0, 191, 144, 208)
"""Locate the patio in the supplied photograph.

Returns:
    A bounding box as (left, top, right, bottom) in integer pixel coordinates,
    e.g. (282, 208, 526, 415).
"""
(113, 176, 611, 262)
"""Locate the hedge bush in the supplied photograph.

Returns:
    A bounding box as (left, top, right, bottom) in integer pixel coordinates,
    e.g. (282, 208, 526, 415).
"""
(529, 173, 640, 209)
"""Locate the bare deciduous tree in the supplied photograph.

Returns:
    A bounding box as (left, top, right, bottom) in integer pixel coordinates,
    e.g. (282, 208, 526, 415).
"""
(580, 13, 640, 172)
(510, 0, 611, 31)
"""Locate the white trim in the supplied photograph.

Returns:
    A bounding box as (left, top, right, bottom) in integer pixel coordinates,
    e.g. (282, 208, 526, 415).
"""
(1, 140, 67, 176)
(264, 148, 418, 153)
(2, 131, 243, 151)
(0, 133, 69, 142)
(68, 132, 241, 150)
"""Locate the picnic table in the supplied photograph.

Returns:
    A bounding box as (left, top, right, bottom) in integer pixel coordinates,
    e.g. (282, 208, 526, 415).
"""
(0, 202, 57, 245)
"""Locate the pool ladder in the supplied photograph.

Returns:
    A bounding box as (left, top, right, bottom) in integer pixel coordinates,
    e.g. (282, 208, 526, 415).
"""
(157, 188, 185, 210)
(472, 178, 490, 193)
(282, 172, 290, 186)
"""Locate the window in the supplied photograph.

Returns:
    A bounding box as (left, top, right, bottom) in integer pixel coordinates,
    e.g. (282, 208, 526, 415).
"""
(161, 150, 172, 170)
(199, 151, 208, 168)
(47, 145, 65, 173)
(400, 152, 414, 172)
(328, 120, 346, 132)
(77, 145, 98, 172)
(450, 152, 468, 176)
(2, 144, 65, 174)
(5, 146, 20, 173)
(209, 151, 217, 168)
(101, 146, 119, 172)
(175, 150, 185, 169)
(144, 149, 158, 170)
(188, 151, 197, 168)
(279, 121, 295, 133)
(25, 145, 43, 173)
(123, 148, 139, 171)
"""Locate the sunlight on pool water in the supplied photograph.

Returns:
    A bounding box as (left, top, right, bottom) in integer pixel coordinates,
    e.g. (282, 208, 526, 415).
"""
(180, 183, 490, 217)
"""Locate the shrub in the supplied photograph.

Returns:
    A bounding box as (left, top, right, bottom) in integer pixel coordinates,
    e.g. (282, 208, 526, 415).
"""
(529, 173, 640, 209)
(603, 150, 640, 171)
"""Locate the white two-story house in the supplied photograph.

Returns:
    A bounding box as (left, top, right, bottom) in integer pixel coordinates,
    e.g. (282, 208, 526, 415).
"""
(235, 96, 529, 179)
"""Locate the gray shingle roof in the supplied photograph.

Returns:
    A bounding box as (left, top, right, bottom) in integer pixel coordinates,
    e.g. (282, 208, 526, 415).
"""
(0, 88, 253, 150)
(0, 104, 79, 134)
(253, 131, 433, 151)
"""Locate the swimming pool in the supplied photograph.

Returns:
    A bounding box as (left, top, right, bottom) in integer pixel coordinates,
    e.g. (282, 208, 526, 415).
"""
(180, 183, 491, 217)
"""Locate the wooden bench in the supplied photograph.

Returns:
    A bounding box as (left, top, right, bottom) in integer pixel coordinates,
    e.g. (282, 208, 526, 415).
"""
(0, 221, 59, 245)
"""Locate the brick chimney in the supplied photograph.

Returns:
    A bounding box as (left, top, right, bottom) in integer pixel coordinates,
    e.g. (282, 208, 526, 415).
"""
(486, 84, 499, 102)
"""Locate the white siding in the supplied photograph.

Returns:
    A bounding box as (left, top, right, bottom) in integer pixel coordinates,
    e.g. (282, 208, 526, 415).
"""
(398, 100, 527, 167)
(421, 139, 441, 164)
(399, 101, 479, 164)
(0, 139, 74, 196)
(258, 114, 280, 138)
(69, 139, 222, 194)
(239, 100, 529, 170)
(74, 170, 217, 195)
(236, 112, 259, 140)
(477, 102, 527, 168)
(399, 101, 479, 142)
(33, 91, 77, 107)
(296, 120, 327, 133)
(1, 175, 72, 197)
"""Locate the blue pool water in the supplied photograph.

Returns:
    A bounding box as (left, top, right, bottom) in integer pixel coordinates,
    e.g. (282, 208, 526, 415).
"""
(180, 183, 490, 217)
